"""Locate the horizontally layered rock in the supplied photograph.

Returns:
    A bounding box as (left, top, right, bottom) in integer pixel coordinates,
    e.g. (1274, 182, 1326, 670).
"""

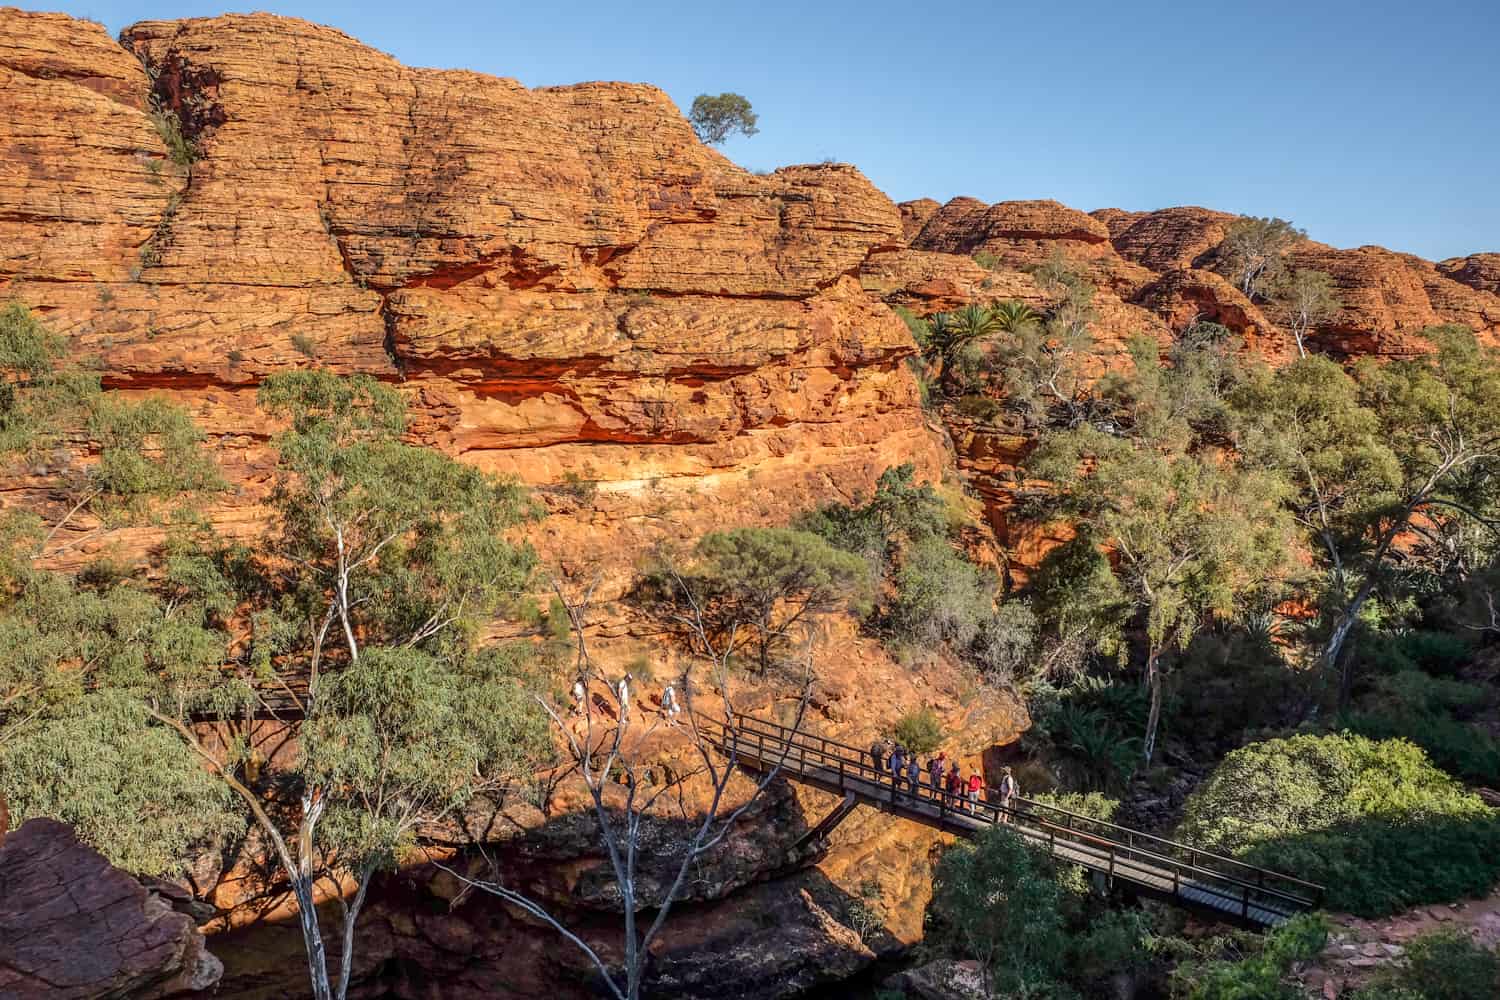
(0, 10, 945, 590)
(0, 11, 997, 999)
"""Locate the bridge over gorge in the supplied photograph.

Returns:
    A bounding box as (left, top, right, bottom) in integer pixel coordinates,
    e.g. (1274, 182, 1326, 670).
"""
(704, 714, 1323, 929)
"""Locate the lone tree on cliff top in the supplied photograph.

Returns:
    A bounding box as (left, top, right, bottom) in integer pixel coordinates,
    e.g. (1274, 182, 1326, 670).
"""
(688, 92, 759, 145)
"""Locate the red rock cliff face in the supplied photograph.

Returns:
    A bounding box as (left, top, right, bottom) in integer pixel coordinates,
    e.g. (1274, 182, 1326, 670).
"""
(0, 11, 998, 999)
(1, 10, 946, 593)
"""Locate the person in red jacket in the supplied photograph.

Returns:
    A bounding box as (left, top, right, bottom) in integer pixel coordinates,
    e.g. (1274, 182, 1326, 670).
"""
(967, 772, 984, 810)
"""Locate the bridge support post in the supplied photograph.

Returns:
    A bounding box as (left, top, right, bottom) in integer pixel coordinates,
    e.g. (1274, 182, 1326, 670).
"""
(790, 791, 861, 855)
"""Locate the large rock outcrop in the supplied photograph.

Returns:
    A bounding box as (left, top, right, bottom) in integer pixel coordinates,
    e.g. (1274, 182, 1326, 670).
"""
(0, 818, 222, 998)
(0, 9, 945, 592)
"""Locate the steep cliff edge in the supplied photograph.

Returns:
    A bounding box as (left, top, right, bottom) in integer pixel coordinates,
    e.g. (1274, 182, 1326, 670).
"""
(2, 9, 946, 596)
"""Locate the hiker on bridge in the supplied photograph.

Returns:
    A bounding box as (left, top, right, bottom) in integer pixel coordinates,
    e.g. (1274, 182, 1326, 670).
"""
(967, 771, 984, 808)
(996, 766, 1018, 822)
(869, 739, 885, 774)
(945, 760, 962, 804)
(905, 755, 921, 796)
(927, 753, 945, 793)
(889, 745, 906, 791)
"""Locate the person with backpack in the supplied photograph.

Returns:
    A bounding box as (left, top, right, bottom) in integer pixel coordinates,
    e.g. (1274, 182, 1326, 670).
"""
(905, 755, 921, 797)
(945, 761, 962, 804)
(927, 753, 944, 794)
(869, 740, 885, 775)
(889, 745, 906, 794)
(997, 766, 1019, 823)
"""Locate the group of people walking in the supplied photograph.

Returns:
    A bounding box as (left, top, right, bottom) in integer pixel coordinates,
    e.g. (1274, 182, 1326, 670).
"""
(868, 740, 1019, 818)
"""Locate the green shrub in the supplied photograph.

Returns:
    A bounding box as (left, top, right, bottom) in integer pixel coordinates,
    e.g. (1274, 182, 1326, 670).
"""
(1350, 929, 1500, 1000)
(1167, 914, 1328, 1000)
(1361, 630, 1473, 677)
(290, 332, 319, 358)
(891, 708, 944, 754)
(1347, 671, 1499, 784)
(1349, 710, 1500, 786)
(148, 105, 197, 167)
(1178, 734, 1500, 916)
(1030, 790, 1120, 823)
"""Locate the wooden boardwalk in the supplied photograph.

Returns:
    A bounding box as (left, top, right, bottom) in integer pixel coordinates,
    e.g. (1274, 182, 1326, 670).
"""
(706, 715, 1322, 928)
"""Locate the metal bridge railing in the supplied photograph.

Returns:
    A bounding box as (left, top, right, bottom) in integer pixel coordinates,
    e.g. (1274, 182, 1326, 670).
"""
(703, 714, 1323, 923)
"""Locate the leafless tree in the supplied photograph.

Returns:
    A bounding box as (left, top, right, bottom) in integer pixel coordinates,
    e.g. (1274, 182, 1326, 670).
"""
(436, 566, 813, 1000)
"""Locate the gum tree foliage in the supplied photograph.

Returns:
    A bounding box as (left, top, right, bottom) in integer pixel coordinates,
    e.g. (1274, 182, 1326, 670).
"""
(1216, 216, 1305, 300)
(999, 258, 1102, 429)
(0, 515, 239, 874)
(930, 825, 1069, 999)
(799, 465, 1037, 681)
(687, 93, 758, 145)
(1274, 268, 1340, 358)
(1028, 335, 1295, 763)
(3, 360, 550, 1000)
(657, 526, 871, 674)
(139, 370, 549, 1000)
(797, 463, 948, 574)
(1232, 327, 1500, 708)
(1178, 734, 1500, 916)
(0, 303, 220, 555)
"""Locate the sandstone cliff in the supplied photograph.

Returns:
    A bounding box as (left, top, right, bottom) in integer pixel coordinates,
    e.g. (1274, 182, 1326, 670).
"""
(4, 8, 1500, 999)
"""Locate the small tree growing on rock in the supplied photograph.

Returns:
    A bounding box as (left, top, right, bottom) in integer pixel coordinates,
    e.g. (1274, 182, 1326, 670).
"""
(1275, 267, 1340, 358)
(688, 93, 759, 145)
(1218, 216, 1305, 301)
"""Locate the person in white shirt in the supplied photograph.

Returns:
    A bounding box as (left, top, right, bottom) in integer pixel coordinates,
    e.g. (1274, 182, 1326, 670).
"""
(661, 683, 680, 724)
(571, 677, 586, 715)
(617, 673, 632, 723)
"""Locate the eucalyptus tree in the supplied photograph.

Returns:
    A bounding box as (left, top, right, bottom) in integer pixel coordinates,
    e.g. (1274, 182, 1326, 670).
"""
(1029, 336, 1295, 762)
(1218, 216, 1305, 300)
(440, 565, 814, 1000)
(1232, 326, 1500, 708)
(1275, 268, 1340, 358)
(1, 361, 552, 1000)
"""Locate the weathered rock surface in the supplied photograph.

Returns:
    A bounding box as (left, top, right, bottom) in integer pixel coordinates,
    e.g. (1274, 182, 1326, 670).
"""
(883, 958, 988, 1000)
(0, 818, 222, 999)
(1440, 253, 1500, 295)
(0, 9, 944, 595)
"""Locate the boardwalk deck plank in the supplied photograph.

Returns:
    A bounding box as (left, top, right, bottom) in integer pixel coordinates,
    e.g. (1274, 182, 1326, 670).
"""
(710, 719, 1319, 929)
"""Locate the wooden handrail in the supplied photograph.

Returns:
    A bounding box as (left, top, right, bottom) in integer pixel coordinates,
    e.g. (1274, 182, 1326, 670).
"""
(706, 715, 1324, 913)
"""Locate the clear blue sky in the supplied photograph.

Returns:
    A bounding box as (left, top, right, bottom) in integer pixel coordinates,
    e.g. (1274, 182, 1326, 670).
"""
(27, 0, 1500, 261)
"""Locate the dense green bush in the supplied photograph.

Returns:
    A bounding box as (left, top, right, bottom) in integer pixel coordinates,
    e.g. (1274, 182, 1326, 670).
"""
(1347, 670, 1500, 784)
(1177, 734, 1500, 916)
(1166, 914, 1328, 1000)
(1360, 630, 1474, 677)
(801, 465, 1036, 680)
(1349, 929, 1500, 1000)
(891, 708, 944, 755)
